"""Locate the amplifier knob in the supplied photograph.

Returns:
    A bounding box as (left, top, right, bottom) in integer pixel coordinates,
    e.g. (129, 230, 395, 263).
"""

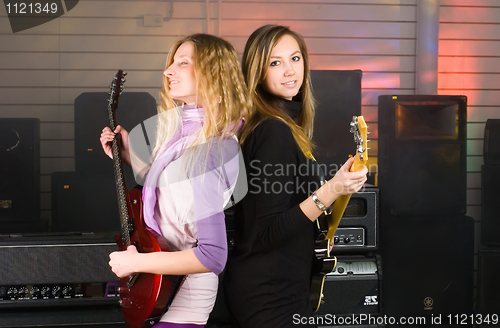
(63, 285, 74, 298)
(40, 286, 50, 298)
(7, 287, 18, 299)
(344, 237, 351, 243)
(30, 286, 41, 298)
(17, 286, 28, 299)
(333, 237, 339, 244)
(52, 286, 62, 298)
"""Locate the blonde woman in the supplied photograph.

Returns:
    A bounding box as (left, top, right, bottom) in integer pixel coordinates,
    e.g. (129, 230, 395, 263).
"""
(223, 25, 368, 327)
(100, 34, 249, 328)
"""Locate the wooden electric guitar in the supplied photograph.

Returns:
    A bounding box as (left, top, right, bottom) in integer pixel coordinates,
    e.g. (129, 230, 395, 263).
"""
(107, 70, 182, 328)
(310, 115, 369, 312)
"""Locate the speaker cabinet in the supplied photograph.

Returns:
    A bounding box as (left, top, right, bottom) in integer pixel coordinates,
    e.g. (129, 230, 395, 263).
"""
(0, 234, 124, 327)
(478, 250, 500, 317)
(311, 70, 362, 180)
(315, 255, 381, 317)
(51, 171, 121, 233)
(481, 165, 500, 245)
(380, 215, 474, 325)
(378, 95, 467, 217)
(484, 119, 500, 165)
(0, 118, 41, 231)
(74, 92, 157, 175)
(0, 234, 117, 286)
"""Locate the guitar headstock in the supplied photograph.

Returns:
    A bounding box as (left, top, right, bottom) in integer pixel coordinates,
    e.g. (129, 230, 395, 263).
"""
(108, 70, 127, 112)
(349, 115, 368, 172)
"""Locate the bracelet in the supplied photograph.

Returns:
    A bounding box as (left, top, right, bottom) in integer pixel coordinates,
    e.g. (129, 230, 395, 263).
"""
(311, 191, 328, 212)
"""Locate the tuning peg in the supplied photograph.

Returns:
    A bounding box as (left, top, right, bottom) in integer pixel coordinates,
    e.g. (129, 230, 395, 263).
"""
(367, 131, 371, 134)
(122, 72, 128, 76)
(367, 139, 371, 142)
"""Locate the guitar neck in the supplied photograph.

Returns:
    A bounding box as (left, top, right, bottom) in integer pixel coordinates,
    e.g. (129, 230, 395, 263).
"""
(325, 116, 368, 242)
(107, 101, 132, 247)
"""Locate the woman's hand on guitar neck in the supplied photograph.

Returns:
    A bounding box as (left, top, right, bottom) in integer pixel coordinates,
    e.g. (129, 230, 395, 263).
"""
(301, 157, 368, 222)
(326, 156, 368, 197)
(100, 125, 132, 167)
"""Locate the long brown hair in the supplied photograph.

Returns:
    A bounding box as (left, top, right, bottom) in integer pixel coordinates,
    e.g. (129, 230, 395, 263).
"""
(239, 25, 315, 156)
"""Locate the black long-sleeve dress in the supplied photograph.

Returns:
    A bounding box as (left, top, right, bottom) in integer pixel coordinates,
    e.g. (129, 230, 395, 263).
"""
(224, 100, 321, 328)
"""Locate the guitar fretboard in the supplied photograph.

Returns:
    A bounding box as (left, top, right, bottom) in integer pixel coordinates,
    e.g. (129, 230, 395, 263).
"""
(107, 71, 131, 247)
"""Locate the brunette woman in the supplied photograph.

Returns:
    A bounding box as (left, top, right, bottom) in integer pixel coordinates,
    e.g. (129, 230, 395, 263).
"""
(223, 25, 367, 327)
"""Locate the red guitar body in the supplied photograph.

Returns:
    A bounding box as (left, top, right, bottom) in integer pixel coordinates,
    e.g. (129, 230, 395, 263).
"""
(115, 188, 176, 328)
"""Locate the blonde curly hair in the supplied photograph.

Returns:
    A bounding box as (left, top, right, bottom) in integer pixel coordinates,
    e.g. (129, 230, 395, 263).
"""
(153, 34, 250, 160)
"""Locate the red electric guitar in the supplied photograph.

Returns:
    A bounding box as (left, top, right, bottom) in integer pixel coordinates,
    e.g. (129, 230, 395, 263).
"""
(107, 70, 182, 328)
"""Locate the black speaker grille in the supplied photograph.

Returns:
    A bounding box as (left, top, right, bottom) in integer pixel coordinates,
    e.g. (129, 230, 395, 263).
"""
(484, 119, 500, 165)
(380, 215, 474, 319)
(311, 70, 362, 180)
(0, 240, 117, 285)
(478, 250, 500, 315)
(344, 197, 367, 217)
(74, 92, 157, 174)
(0, 118, 40, 226)
(481, 165, 500, 245)
(378, 95, 467, 217)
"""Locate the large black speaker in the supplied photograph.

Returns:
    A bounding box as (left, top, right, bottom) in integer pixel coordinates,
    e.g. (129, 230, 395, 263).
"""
(478, 250, 500, 317)
(0, 118, 41, 231)
(51, 171, 121, 233)
(0, 233, 124, 327)
(74, 92, 157, 175)
(380, 215, 474, 326)
(311, 70, 362, 180)
(484, 119, 500, 165)
(481, 165, 500, 245)
(378, 95, 467, 217)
